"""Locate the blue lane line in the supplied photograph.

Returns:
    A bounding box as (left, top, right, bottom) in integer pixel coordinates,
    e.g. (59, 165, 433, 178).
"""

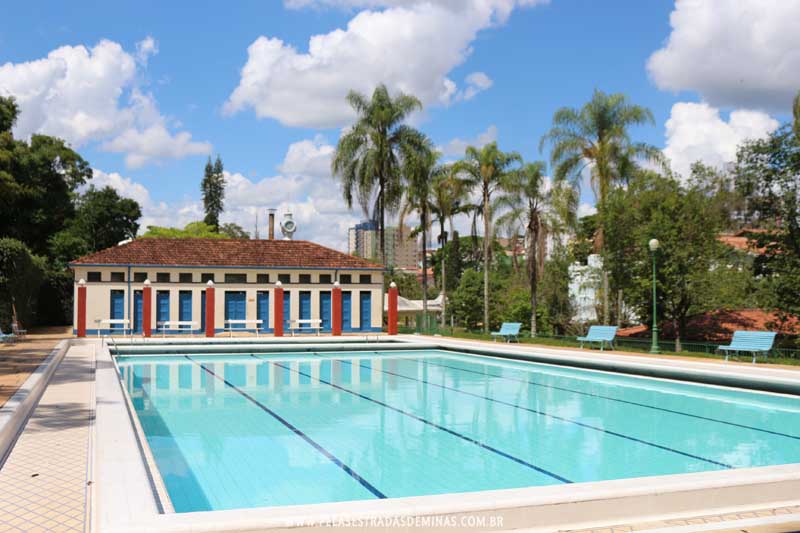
(259, 357, 572, 484)
(339, 359, 733, 470)
(184, 356, 386, 500)
(418, 358, 800, 442)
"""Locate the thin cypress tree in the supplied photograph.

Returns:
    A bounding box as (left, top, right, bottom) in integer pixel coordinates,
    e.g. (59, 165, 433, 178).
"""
(202, 155, 225, 230)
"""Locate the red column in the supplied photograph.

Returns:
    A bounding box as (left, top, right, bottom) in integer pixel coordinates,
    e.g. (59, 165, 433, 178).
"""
(332, 283, 342, 336)
(388, 282, 398, 335)
(143, 283, 152, 337)
(77, 281, 87, 338)
(274, 284, 284, 337)
(205, 284, 215, 337)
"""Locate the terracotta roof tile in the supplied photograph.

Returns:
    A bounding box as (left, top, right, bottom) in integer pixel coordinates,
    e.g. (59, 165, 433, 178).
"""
(69, 238, 383, 269)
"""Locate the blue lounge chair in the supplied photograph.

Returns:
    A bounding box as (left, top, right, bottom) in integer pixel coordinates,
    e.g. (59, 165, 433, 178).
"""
(0, 328, 17, 344)
(718, 330, 776, 364)
(577, 325, 618, 351)
(491, 322, 521, 343)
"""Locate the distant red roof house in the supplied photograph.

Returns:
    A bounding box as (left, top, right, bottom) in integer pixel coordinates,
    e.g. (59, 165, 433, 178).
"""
(69, 238, 383, 270)
(618, 309, 798, 342)
(717, 228, 775, 255)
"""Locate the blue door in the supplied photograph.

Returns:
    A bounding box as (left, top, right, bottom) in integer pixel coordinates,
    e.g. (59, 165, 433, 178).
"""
(133, 291, 143, 333)
(299, 291, 311, 330)
(179, 291, 192, 332)
(225, 291, 246, 329)
(156, 291, 170, 330)
(319, 291, 331, 331)
(257, 291, 270, 331)
(360, 291, 372, 330)
(200, 290, 206, 331)
(110, 290, 125, 331)
(342, 291, 352, 331)
(283, 291, 291, 329)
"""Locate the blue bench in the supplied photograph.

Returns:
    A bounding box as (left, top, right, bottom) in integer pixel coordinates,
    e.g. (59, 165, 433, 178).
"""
(0, 328, 17, 344)
(718, 330, 776, 363)
(491, 322, 521, 343)
(577, 325, 618, 351)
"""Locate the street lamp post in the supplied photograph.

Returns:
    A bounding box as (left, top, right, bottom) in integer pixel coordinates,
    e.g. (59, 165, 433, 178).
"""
(649, 238, 660, 354)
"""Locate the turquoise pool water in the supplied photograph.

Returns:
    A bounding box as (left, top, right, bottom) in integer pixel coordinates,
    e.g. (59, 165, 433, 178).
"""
(116, 350, 800, 513)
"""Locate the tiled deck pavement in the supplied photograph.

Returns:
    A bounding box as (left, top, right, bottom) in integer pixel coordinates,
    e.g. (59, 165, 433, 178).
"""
(561, 503, 800, 532)
(0, 343, 95, 532)
(0, 328, 71, 408)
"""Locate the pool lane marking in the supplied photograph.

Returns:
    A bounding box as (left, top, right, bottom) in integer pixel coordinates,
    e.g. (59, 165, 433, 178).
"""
(184, 356, 386, 499)
(262, 357, 572, 484)
(414, 358, 800, 442)
(336, 359, 733, 470)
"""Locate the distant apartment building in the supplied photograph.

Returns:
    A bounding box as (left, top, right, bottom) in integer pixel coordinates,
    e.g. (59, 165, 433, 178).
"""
(348, 221, 417, 268)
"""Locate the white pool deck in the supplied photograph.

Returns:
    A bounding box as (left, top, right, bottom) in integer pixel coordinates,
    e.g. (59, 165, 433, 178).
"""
(0, 334, 799, 532)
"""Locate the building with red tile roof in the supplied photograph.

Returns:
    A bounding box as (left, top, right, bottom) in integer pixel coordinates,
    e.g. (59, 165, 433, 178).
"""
(69, 238, 384, 336)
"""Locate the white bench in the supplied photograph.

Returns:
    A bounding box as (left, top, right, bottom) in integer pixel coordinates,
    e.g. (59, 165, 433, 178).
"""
(289, 319, 322, 336)
(99, 319, 130, 337)
(225, 319, 263, 337)
(157, 321, 198, 336)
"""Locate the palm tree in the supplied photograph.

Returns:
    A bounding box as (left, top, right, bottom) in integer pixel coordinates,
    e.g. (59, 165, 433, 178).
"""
(793, 90, 800, 135)
(332, 84, 423, 265)
(430, 165, 470, 327)
(454, 142, 522, 332)
(539, 89, 662, 323)
(398, 136, 438, 323)
(495, 162, 578, 336)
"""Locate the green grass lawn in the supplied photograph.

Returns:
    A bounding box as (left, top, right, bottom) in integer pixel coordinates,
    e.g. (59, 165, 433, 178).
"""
(424, 329, 800, 367)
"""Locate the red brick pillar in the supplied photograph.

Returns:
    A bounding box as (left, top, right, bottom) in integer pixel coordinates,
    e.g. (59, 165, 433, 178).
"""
(143, 280, 152, 337)
(332, 282, 342, 336)
(77, 279, 87, 338)
(205, 281, 215, 337)
(274, 282, 284, 337)
(388, 281, 398, 335)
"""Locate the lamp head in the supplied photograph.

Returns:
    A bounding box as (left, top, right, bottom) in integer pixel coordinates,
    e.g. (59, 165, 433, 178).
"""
(649, 238, 660, 252)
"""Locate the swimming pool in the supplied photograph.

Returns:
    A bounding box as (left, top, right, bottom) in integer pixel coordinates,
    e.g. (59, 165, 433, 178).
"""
(116, 349, 800, 513)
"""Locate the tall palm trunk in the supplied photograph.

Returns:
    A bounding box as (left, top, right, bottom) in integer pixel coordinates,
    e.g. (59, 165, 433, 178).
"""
(528, 211, 539, 337)
(439, 218, 447, 328)
(483, 183, 490, 333)
(378, 175, 386, 265)
(421, 206, 429, 325)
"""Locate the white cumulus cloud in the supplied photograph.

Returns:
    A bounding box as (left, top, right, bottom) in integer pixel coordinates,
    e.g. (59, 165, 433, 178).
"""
(647, 0, 800, 111)
(439, 124, 498, 157)
(663, 102, 779, 179)
(225, 1, 544, 128)
(0, 39, 210, 167)
(277, 135, 335, 178)
(89, 136, 365, 250)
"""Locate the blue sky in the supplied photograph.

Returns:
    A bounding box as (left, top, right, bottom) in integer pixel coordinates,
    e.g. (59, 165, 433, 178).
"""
(1, 0, 797, 249)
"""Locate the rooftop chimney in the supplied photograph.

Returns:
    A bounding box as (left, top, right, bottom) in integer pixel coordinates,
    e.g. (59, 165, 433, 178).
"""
(268, 208, 276, 240)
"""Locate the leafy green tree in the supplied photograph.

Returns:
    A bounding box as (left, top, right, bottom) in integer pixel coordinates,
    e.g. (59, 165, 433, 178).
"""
(219, 222, 250, 239)
(495, 161, 577, 336)
(450, 268, 484, 330)
(539, 244, 575, 335)
(143, 221, 225, 238)
(332, 84, 423, 265)
(605, 172, 726, 350)
(453, 142, 521, 332)
(201, 156, 225, 230)
(0, 121, 92, 255)
(735, 123, 800, 325)
(0, 238, 45, 330)
(0, 95, 18, 134)
(539, 89, 662, 323)
(72, 186, 141, 250)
